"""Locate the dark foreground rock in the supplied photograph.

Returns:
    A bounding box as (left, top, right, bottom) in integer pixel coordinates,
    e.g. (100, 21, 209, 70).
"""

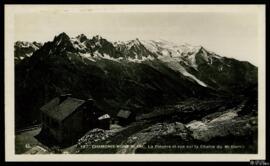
(136, 109, 257, 154)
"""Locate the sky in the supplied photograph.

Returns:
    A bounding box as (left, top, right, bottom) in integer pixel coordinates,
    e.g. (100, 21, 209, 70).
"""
(15, 9, 261, 66)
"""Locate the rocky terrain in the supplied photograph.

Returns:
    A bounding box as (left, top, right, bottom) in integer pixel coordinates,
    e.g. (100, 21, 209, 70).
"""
(75, 98, 257, 154)
(17, 97, 257, 154)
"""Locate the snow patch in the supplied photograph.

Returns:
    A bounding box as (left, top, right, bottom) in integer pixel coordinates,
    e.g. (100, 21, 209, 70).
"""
(25, 53, 32, 57)
(127, 55, 155, 63)
(186, 54, 198, 69)
(140, 40, 203, 70)
(209, 112, 238, 124)
(140, 40, 159, 53)
(182, 69, 207, 87)
(103, 53, 122, 62)
(79, 53, 96, 62)
(71, 38, 87, 51)
(32, 44, 40, 50)
(161, 60, 207, 87)
(218, 66, 223, 71)
(56, 38, 62, 46)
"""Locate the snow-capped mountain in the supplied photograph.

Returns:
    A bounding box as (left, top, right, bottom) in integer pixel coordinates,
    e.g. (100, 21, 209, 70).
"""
(15, 32, 257, 91)
(15, 32, 257, 128)
(37, 33, 221, 88)
(14, 41, 43, 64)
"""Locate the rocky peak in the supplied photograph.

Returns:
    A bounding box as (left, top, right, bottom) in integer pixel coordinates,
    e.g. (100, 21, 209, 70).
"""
(41, 32, 75, 54)
(194, 46, 212, 62)
(92, 35, 103, 42)
(53, 32, 70, 45)
(32, 41, 43, 48)
(134, 38, 141, 44)
(76, 34, 88, 42)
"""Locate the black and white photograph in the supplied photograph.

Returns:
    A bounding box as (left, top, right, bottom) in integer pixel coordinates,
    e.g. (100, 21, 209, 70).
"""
(4, 5, 266, 161)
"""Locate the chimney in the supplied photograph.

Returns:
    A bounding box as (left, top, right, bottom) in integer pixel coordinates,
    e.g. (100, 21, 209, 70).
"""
(59, 94, 72, 103)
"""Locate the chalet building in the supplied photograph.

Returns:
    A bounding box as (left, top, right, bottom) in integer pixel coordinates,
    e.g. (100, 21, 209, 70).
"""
(116, 110, 136, 126)
(39, 94, 110, 145)
(97, 114, 110, 130)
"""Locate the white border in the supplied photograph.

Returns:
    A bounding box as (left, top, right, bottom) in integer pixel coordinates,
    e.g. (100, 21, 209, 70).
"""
(5, 5, 266, 162)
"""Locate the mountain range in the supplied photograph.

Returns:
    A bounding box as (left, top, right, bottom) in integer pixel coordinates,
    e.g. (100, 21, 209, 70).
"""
(15, 32, 258, 129)
(14, 41, 43, 64)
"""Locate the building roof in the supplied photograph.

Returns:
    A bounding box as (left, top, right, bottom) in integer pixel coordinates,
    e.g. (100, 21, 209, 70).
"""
(41, 97, 86, 121)
(98, 114, 110, 120)
(40, 97, 60, 113)
(117, 110, 132, 119)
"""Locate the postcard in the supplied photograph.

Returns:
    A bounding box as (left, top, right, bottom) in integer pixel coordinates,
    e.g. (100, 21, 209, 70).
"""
(4, 4, 266, 161)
